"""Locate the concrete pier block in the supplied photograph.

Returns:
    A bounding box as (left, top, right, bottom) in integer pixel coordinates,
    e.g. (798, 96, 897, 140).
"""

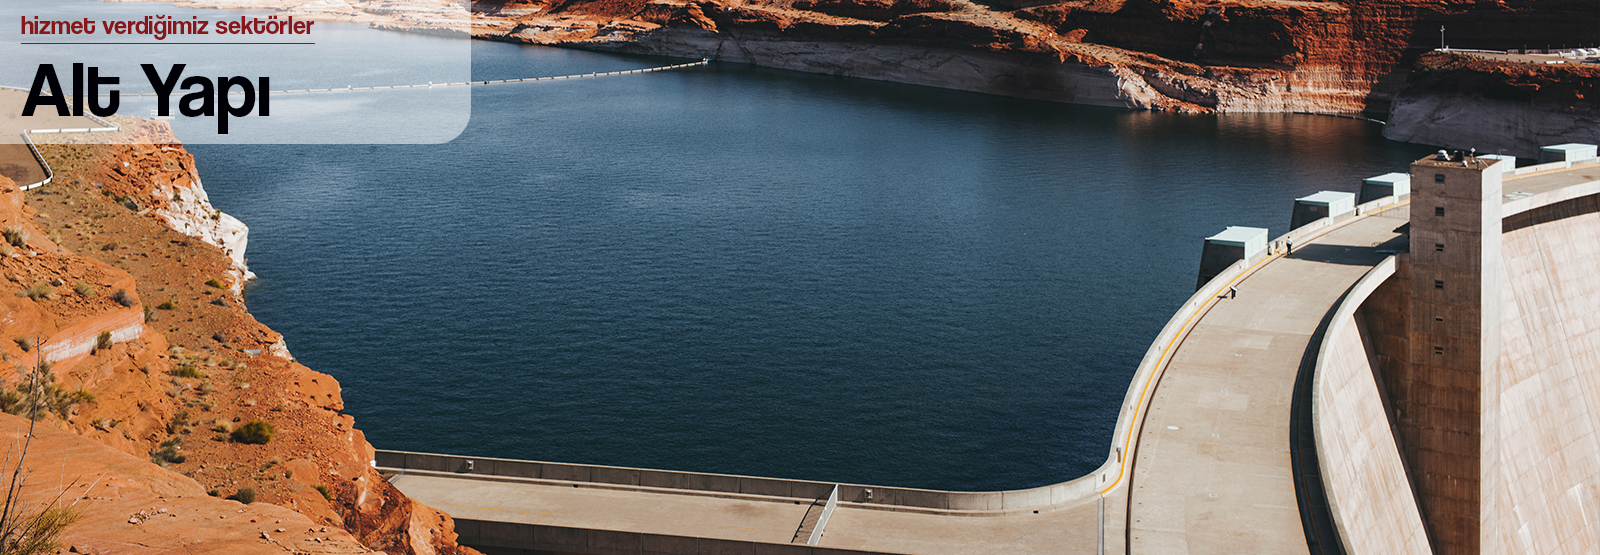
(1360, 173, 1412, 203)
(1478, 154, 1517, 174)
(1196, 226, 1267, 290)
(1538, 143, 1597, 164)
(1291, 191, 1357, 230)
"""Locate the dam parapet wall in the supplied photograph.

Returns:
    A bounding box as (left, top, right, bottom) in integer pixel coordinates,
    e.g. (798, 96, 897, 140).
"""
(1310, 255, 1433, 555)
(375, 450, 1103, 516)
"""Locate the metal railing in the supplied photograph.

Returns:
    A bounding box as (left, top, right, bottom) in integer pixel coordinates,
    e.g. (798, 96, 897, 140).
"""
(806, 484, 839, 545)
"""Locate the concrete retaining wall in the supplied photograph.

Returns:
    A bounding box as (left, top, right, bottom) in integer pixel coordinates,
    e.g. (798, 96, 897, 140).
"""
(1311, 256, 1431, 555)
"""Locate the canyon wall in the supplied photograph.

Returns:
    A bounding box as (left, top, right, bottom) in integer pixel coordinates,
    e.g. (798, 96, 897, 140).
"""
(106, 0, 1598, 116)
(475, 0, 1596, 115)
(1384, 53, 1600, 159)
(6, 125, 479, 555)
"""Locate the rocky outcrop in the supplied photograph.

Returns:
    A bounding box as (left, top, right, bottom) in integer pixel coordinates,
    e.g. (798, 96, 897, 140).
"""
(10, 131, 479, 555)
(1384, 53, 1600, 159)
(66, 124, 256, 295)
(0, 411, 375, 554)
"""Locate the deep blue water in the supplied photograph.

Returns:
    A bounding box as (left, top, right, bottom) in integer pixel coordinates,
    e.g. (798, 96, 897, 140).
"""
(189, 41, 1435, 491)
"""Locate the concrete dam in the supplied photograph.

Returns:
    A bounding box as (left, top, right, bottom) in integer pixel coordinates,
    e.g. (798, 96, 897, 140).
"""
(377, 144, 1600, 555)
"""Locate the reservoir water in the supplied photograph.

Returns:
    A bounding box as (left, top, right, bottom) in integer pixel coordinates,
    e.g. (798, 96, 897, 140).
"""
(189, 40, 1436, 491)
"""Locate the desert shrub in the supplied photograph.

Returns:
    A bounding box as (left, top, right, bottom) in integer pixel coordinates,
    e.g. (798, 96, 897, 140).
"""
(16, 284, 50, 301)
(170, 365, 204, 379)
(313, 484, 332, 501)
(100, 242, 117, 251)
(231, 420, 274, 444)
(2, 227, 26, 248)
(156, 300, 176, 310)
(166, 410, 191, 435)
(95, 331, 112, 352)
(234, 486, 256, 504)
(73, 282, 95, 298)
(13, 337, 34, 352)
(0, 362, 95, 421)
(110, 288, 135, 307)
(150, 437, 185, 466)
(0, 505, 78, 554)
(143, 306, 159, 322)
(204, 278, 223, 289)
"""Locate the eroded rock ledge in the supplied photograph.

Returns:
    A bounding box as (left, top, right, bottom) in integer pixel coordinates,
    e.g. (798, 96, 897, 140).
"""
(9, 122, 478, 555)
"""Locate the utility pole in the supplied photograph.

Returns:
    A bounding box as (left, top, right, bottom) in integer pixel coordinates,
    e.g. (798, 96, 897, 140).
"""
(1441, 25, 1446, 50)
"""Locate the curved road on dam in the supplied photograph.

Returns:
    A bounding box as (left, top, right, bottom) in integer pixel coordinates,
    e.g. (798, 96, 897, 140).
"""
(375, 193, 1438, 553)
(379, 161, 1599, 554)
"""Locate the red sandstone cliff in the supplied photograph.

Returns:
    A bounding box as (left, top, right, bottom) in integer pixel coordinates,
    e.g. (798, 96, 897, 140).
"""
(464, 0, 1595, 114)
(1384, 52, 1600, 158)
(105, 0, 1595, 115)
(1, 124, 479, 554)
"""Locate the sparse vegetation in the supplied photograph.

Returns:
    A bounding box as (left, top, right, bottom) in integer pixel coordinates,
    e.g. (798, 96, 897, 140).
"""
(166, 410, 190, 435)
(14, 284, 50, 301)
(170, 364, 204, 379)
(72, 282, 95, 298)
(12, 338, 32, 353)
(94, 331, 112, 352)
(234, 486, 256, 504)
(231, 420, 274, 444)
(0, 351, 88, 553)
(156, 300, 175, 310)
(204, 278, 223, 289)
(143, 306, 159, 322)
(110, 288, 135, 307)
(0, 360, 95, 421)
(150, 437, 185, 466)
(2, 227, 26, 249)
(313, 484, 332, 501)
(99, 242, 117, 251)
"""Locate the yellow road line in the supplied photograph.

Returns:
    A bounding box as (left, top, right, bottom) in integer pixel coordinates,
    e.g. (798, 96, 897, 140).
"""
(1099, 200, 1410, 495)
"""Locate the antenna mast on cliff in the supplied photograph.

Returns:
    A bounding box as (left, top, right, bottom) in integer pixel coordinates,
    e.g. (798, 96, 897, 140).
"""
(1440, 25, 1446, 50)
